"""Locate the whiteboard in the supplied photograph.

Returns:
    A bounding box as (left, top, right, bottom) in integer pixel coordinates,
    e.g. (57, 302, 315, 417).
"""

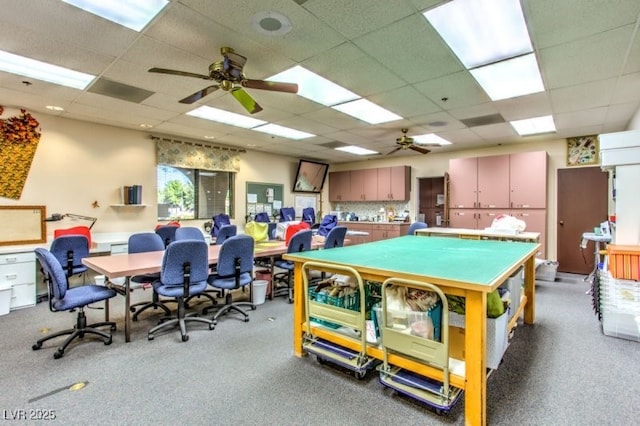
(294, 195, 317, 217)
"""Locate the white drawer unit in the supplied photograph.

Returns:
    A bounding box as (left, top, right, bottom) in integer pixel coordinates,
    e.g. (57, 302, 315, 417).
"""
(110, 244, 129, 255)
(0, 251, 36, 310)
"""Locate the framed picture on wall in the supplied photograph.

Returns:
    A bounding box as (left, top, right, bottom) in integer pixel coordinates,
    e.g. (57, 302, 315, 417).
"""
(567, 135, 599, 166)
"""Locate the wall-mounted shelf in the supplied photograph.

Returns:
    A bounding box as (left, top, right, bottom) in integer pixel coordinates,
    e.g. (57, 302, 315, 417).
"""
(110, 204, 146, 207)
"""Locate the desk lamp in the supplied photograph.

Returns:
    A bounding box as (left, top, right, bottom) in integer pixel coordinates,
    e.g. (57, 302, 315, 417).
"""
(45, 213, 98, 229)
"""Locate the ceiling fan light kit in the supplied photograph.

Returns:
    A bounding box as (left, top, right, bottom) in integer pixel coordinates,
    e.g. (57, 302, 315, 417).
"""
(387, 128, 431, 155)
(149, 47, 298, 114)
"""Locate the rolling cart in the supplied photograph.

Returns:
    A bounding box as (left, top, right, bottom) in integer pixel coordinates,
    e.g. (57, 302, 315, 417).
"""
(378, 277, 462, 414)
(301, 261, 379, 379)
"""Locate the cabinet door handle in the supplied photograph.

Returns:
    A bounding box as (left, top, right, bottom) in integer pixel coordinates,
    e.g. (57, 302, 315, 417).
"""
(5, 257, 17, 263)
(4, 273, 18, 280)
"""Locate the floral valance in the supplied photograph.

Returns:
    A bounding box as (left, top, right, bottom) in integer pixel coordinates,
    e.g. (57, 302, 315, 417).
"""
(154, 136, 242, 172)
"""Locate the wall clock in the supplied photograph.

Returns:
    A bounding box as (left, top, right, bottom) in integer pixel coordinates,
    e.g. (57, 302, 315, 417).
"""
(567, 135, 599, 166)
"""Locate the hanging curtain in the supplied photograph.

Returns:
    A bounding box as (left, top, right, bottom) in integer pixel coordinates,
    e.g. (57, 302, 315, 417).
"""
(154, 136, 242, 172)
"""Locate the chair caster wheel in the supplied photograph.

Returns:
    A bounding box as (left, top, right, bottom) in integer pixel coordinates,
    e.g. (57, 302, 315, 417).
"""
(209, 324, 215, 330)
(244, 317, 249, 322)
(53, 350, 64, 359)
(354, 370, 367, 380)
(104, 337, 112, 345)
(148, 335, 154, 341)
(182, 335, 189, 342)
(130, 307, 136, 313)
(32, 343, 42, 351)
(288, 299, 293, 304)
(251, 306, 257, 311)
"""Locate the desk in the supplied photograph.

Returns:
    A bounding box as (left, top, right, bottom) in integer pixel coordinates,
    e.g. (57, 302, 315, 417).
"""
(415, 227, 540, 243)
(283, 235, 539, 426)
(82, 240, 321, 342)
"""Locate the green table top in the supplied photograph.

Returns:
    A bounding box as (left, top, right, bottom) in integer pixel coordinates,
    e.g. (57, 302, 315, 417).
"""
(285, 235, 538, 288)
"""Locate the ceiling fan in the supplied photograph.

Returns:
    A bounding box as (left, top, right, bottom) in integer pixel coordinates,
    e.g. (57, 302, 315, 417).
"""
(148, 46, 298, 114)
(387, 128, 432, 155)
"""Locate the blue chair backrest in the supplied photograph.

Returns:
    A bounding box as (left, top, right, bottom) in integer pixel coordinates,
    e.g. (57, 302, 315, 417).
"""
(212, 213, 231, 237)
(215, 224, 237, 245)
(156, 225, 179, 247)
(279, 207, 295, 222)
(128, 232, 165, 254)
(215, 235, 255, 277)
(302, 207, 315, 224)
(160, 240, 209, 287)
(317, 215, 338, 237)
(287, 229, 313, 254)
(175, 226, 205, 241)
(324, 226, 347, 249)
(408, 221, 428, 235)
(254, 212, 270, 223)
(49, 235, 89, 274)
(35, 248, 68, 302)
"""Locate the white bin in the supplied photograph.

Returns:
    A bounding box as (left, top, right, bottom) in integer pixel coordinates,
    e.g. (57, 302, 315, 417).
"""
(252, 280, 268, 305)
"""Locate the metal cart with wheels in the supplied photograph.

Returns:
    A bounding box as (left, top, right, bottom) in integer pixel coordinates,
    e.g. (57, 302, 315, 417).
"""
(378, 277, 463, 413)
(301, 261, 379, 379)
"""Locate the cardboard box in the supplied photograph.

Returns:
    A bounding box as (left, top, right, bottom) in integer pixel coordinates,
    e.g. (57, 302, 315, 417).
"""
(447, 311, 508, 370)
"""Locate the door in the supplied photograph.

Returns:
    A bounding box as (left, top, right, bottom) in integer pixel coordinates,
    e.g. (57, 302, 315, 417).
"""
(557, 167, 608, 274)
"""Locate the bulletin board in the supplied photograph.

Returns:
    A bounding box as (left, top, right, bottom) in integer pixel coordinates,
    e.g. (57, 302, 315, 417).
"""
(294, 195, 317, 217)
(0, 205, 47, 245)
(246, 182, 283, 220)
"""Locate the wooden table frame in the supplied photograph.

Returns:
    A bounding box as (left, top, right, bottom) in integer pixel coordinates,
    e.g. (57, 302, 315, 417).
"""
(284, 236, 538, 426)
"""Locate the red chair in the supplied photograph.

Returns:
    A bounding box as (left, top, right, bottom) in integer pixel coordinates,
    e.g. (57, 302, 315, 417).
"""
(53, 226, 92, 247)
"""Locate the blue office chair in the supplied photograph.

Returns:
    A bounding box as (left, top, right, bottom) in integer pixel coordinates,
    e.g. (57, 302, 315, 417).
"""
(273, 229, 313, 303)
(212, 213, 231, 238)
(254, 212, 270, 223)
(33, 248, 117, 359)
(324, 225, 348, 249)
(214, 224, 237, 245)
(279, 207, 296, 222)
(148, 240, 216, 342)
(302, 207, 316, 226)
(156, 225, 179, 247)
(317, 214, 338, 237)
(408, 221, 428, 235)
(175, 226, 206, 241)
(205, 235, 256, 324)
(49, 235, 90, 280)
(127, 232, 174, 322)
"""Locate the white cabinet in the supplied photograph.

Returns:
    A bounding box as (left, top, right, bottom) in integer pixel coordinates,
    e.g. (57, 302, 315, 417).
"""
(0, 251, 36, 310)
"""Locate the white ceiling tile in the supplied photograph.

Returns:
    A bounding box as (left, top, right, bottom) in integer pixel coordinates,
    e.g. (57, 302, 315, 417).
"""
(549, 78, 617, 113)
(414, 71, 490, 110)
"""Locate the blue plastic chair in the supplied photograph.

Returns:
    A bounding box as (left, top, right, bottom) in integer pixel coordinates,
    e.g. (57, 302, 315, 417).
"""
(408, 221, 428, 235)
(273, 229, 312, 303)
(49, 235, 90, 279)
(175, 226, 206, 241)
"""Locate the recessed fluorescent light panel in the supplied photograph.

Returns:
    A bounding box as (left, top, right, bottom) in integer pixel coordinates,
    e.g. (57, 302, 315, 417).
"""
(424, 0, 532, 69)
(335, 146, 378, 155)
(252, 123, 315, 140)
(0, 50, 95, 89)
(61, 0, 168, 31)
(470, 53, 544, 100)
(413, 134, 452, 145)
(187, 106, 266, 128)
(268, 65, 359, 106)
(510, 115, 556, 135)
(332, 99, 402, 124)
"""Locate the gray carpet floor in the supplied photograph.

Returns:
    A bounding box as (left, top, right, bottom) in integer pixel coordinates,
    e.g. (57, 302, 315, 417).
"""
(0, 273, 638, 425)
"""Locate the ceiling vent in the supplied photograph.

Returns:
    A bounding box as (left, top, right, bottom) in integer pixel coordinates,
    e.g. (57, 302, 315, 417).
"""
(460, 113, 505, 127)
(87, 78, 154, 103)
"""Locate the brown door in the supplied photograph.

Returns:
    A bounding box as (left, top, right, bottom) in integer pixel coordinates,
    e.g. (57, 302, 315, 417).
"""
(557, 167, 608, 274)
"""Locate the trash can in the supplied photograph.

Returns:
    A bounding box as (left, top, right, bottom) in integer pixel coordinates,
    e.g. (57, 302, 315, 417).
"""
(252, 280, 268, 305)
(255, 269, 272, 298)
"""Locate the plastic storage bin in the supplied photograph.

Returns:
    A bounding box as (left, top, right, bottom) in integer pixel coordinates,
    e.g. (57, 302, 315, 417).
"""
(308, 286, 360, 329)
(448, 311, 508, 370)
(501, 267, 523, 320)
(373, 303, 442, 342)
(536, 260, 559, 282)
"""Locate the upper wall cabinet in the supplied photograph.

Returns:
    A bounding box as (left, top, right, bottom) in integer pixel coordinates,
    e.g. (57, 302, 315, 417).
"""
(449, 156, 510, 208)
(328, 166, 410, 202)
(378, 166, 411, 201)
(328, 170, 350, 202)
(509, 151, 547, 208)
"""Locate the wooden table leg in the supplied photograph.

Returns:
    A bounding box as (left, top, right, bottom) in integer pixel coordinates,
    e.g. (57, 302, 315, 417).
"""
(292, 261, 304, 357)
(465, 290, 487, 426)
(523, 255, 536, 324)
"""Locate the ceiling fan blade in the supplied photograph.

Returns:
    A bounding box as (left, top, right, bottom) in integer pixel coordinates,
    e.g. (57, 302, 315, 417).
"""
(231, 88, 263, 114)
(409, 145, 431, 154)
(148, 67, 212, 80)
(223, 50, 248, 78)
(179, 85, 220, 104)
(386, 146, 402, 155)
(242, 79, 299, 94)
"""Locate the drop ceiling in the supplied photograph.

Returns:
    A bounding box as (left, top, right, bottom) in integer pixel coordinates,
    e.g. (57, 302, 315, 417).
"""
(0, 0, 638, 163)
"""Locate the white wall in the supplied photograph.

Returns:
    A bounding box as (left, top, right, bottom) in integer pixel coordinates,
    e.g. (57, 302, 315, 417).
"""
(0, 111, 300, 239)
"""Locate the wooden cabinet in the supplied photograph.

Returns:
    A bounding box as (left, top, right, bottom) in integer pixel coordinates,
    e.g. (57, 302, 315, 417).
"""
(0, 251, 36, 311)
(329, 166, 410, 202)
(449, 209, 498, 230)
(350, 169, 378, 201)
(509, 151, 547, 208)
(509, 209, 546, 258)
(328, 171, 350, 202)
(378, 166, 411, 201)
(449, 156, 509, 208)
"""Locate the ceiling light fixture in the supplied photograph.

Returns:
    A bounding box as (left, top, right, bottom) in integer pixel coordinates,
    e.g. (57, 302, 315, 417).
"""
(46, 105, 65, 111)
(335, 146, 378, 155)
(510, 115, 556, 135)
(331, 98, 402, 124)
(61, 0, 169, 32)
(0, 50, 95, 89)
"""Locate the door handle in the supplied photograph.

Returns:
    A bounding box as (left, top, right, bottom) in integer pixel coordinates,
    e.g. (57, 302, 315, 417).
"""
(559, 220, 564, 226)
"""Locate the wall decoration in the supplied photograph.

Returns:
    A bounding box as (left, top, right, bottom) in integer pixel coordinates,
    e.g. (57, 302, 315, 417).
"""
(0, 106, 42, 199)
(567, 135, 599, 166)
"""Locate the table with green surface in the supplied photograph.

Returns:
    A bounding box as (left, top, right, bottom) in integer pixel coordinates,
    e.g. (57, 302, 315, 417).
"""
(284, 235, 539, 426)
